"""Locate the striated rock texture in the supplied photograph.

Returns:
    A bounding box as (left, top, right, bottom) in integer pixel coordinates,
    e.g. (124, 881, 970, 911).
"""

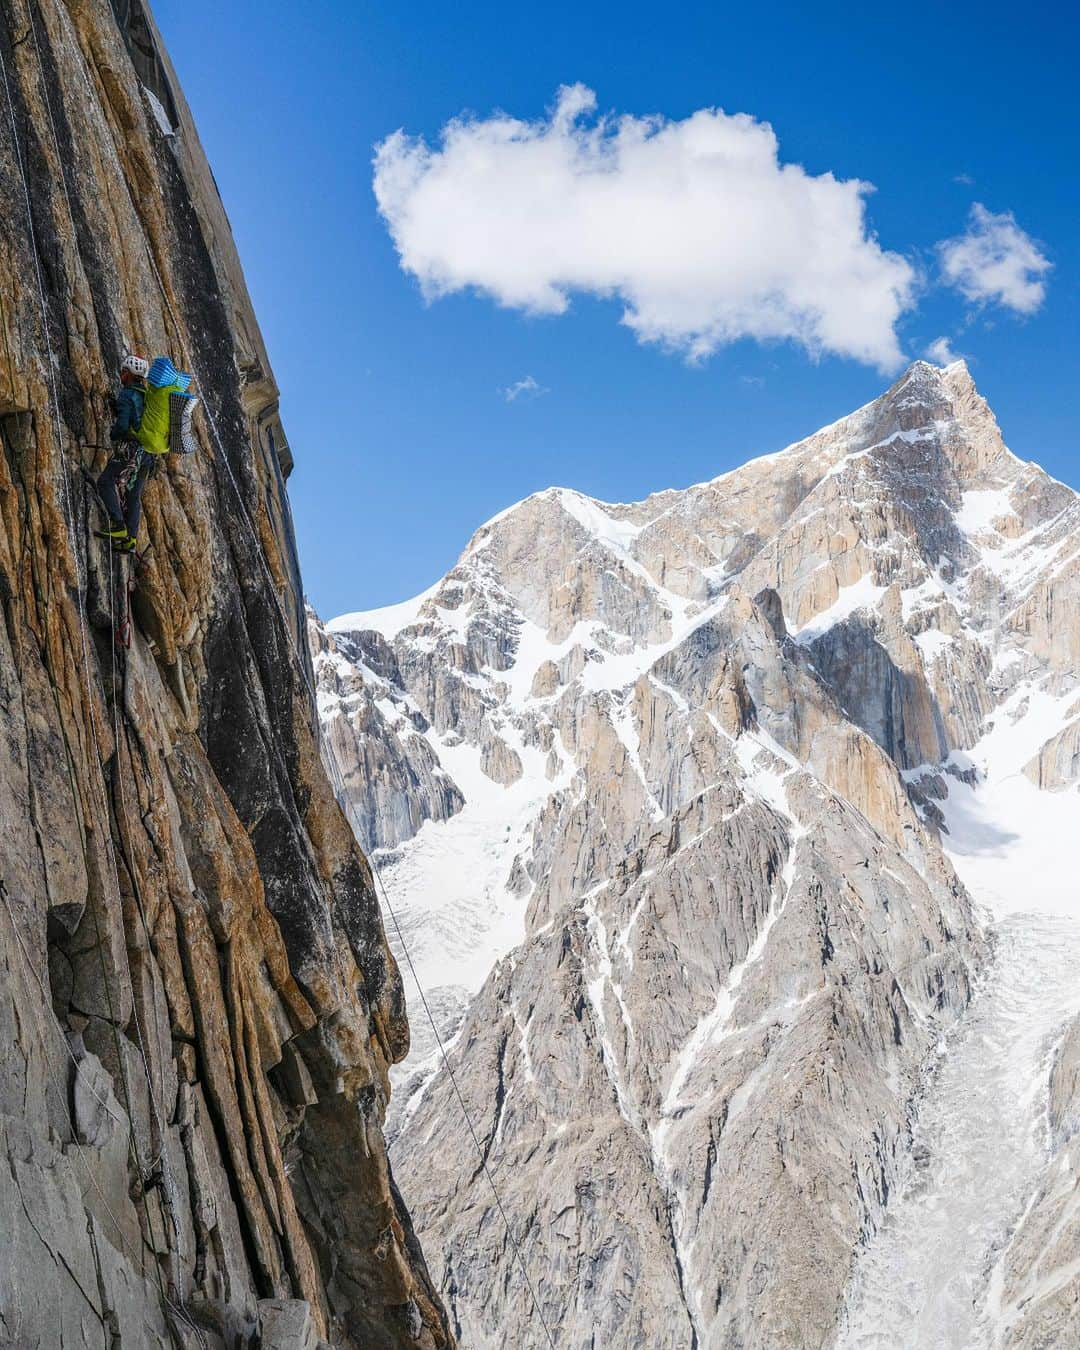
(319, 359, 1078, 1347)
(310, 614, 464, 855)
(0, 2, 449, 1346)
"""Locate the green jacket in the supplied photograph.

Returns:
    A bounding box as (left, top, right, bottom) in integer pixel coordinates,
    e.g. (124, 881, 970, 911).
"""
(135, 379, 184, 455)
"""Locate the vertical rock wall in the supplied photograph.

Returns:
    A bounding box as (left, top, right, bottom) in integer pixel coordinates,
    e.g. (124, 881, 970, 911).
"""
(0, 1, 450, 1345)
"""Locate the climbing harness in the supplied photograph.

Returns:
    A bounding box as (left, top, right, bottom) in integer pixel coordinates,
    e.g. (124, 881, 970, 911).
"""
(117, 439, 144, 492)
(111, 436, 145, 500)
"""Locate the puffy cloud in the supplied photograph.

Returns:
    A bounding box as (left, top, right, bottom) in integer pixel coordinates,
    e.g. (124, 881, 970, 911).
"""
(503, 374, 548, 402)
(925, 336, 960, 365)
(373, 85, 916, 372)
(938, 204, 1051, 315)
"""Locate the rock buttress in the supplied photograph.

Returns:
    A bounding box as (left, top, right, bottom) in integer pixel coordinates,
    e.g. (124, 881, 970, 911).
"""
(0, 0, 452, 1344)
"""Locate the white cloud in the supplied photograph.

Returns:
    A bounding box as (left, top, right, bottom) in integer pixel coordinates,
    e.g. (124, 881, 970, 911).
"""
(953, 173, 975, 186)
(925, 336, 960, 365)
(503, 374, 548, 403)
(938, 204, 1051, 315)
(373, 85, 916, 372)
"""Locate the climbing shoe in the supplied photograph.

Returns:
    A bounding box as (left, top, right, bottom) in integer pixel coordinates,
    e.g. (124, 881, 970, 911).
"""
(93, 524, 136, 553)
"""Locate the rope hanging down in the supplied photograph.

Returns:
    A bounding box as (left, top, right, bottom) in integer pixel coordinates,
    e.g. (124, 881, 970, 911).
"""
(135, 153, 559, 1346)
(369, 861, 558, 1349)
(7, 9, 558, 1344)
(149, 263, 559, 1347)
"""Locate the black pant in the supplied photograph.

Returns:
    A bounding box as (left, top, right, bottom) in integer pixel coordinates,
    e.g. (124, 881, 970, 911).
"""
(97, 444, 154, 537)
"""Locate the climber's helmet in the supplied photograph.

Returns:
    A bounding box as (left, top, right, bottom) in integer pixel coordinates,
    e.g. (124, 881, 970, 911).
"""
(120, 353, 149, 384)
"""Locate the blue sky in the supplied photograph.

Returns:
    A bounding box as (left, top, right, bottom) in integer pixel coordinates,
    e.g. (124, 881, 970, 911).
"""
(155, 0, 1078, 619)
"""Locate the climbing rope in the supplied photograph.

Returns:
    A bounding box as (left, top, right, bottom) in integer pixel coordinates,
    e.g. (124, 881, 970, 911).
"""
(8, 9, 559, 1343)
(140, 239, 321, 713)
(135, 344, 562, 1340)
(367, 860, 558, 1348)
(137, 117, 563, 1350)
(141, 193, 561, 1348)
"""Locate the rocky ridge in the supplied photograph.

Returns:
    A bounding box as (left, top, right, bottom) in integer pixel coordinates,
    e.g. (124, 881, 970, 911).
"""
(317, 359, 1079, 1346)
(0, 2, 449, 1346)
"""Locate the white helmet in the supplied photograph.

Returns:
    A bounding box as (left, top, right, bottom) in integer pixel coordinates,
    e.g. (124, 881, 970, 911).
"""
(121, 353, 149, 379)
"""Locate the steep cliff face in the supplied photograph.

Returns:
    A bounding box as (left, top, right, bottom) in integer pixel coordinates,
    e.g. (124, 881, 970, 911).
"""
(318, 360, 1078, 1346)
(0, 2, 449, 1346)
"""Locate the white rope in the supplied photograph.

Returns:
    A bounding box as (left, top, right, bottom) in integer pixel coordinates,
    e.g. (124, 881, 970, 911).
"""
(367, 857, 558, 1348)
(164, 270, 561, 1341)
(148, 220, 561, 1348)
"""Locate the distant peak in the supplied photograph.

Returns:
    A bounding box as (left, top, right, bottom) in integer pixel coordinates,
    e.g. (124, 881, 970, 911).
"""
(884, 357, 980, 415)
(897, 356, 971, 381)
(899, 356, 973, 388)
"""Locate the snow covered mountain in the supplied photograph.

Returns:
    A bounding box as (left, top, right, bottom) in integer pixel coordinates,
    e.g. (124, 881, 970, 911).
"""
(312, 360, 1079, 1348)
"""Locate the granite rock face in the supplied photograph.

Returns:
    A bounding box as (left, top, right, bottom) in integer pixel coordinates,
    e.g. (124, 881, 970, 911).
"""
(0, 3, 449, 1346)
(319, 360, 1078, 1346)
(310, 616, 465, 854)
(997, 1010, 1080, 1349)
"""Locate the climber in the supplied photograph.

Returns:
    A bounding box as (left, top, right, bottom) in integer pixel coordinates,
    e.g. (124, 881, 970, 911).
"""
(97, 353, 149, 552)
(96, 353, 195, 552)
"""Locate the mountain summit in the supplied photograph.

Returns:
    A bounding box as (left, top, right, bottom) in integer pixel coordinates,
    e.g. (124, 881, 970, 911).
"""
(316, 360, 1079, 1348)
